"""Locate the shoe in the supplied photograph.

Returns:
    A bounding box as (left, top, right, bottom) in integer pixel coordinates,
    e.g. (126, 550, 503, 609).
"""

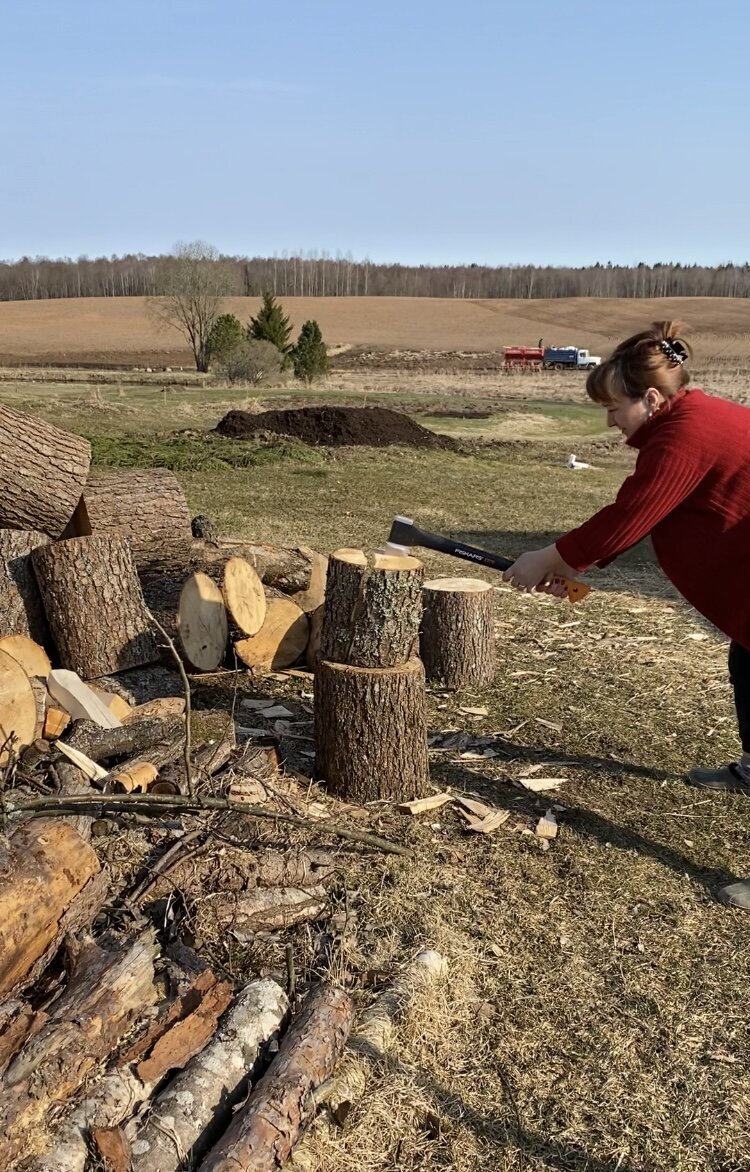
(718, 878, 750, 910)
(685, 764, 750, 795)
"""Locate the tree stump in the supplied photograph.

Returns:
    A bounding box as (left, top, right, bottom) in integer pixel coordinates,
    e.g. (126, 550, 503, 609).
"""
(315, 657, 429, 803)
(79, 468, 193, 572)
(0, 404, 91, 538)
(31, 535, 158, 679)
(321, 549, 424, 668)
(420, 577, 496, 689)
(0, 529, 52, 644)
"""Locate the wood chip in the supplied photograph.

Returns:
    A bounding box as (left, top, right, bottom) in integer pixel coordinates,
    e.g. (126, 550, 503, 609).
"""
(461, 810, 510, 834)
(453, 794, 494, 819)
(55, 741, 109, 782)
(534, 718, 563, 733)
(459, 706, 488, 716)
(535, 810, 559, 840)
(398, 792, 453, 816)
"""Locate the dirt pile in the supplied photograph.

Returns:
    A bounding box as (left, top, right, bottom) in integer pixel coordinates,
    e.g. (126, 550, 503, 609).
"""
(215, 405, 456, 449)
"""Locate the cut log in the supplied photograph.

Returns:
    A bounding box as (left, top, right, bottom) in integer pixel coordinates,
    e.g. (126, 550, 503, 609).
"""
(222, 556, 267, 636)
(194, 540, 321, 595)
(315, 657, 429, 803)
(80, 468, 193, 572)
(305, 604, 324, 672)
(47, 669, 122, 729)
(214, 885, 328, 938)
(0, 646, 39, 763)
(0, 819, 105, 997)
(420, 577, 496, 689)
(199, 982, 354, 1172)
(234, 596, 309, 672)
(93, 666, 184, 706)
(32, 536, 158, 678)
(129, 979, 289, 1172)
(0, 528, 52, 643)
(0, 932, 158, 1166)
(0, 403, 91, 537)
(65, 715, 183, 764)
(322, 548, 423, 668)
(20, 737, 53, 770)
(291, 549, 328, 615)
(178, 571, 229, 671)
(0, 634, 51, 680)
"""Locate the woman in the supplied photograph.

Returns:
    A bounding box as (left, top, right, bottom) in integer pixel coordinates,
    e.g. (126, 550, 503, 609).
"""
(503, 321, 750, 909)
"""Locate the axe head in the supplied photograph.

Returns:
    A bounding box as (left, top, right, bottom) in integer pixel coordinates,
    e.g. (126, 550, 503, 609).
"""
(381, 515, 417, 556)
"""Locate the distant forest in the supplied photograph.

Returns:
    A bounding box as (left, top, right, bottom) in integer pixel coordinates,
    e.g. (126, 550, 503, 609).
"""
(2, 252, 750, 301)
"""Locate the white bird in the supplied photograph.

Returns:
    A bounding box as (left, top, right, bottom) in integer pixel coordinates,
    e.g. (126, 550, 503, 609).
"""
(567, 453, 593, 470)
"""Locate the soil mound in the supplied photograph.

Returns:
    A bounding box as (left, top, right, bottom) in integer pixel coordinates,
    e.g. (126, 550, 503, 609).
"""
(215, 405, 455, 450)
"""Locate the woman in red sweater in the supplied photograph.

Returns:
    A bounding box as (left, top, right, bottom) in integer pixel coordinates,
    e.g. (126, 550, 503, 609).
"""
(504, 321, 750, 909)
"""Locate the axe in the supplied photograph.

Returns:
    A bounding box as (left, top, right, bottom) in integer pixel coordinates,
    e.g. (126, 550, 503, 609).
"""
(382, 516, 590, 604)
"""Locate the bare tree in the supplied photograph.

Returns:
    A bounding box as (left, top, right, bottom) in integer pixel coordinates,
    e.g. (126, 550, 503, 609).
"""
(150, 241, 228, 372)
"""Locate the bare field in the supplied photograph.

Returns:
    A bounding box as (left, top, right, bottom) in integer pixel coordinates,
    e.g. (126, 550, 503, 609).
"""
(3, 294, 750, 367)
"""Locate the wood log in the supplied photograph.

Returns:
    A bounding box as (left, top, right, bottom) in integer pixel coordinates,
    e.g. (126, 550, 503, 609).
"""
(222, 556, 267, 636)
(321, 549, 423, 668)
(0, 646, 39, 763)
(93, 666, 184, 706)
(214, 885, 327, 938)
(315, 657, 429, 803)
(0, 932, 158, 1166)
(0, 819, 106, 997)
(64, 715, 183, 765)
(305, 604, 324, 672)
(0, 1000, 47, 1078)
(420, 577, 496, 689)
(129, 979, 289, 1172)
(0, 528, 52, 643)
(125, 696, 186, 722)
(0, 403, 91, 537)
(79, 467, 193, 572)
(0, 634, 51, 680)
(178, 571, 229, 671)
(32, 536, 158, 678)
(193, 541, 321, 595)
(291, 549, 328, 615)
(43, 705, 71, 740)
(199, 983, 354, 1172)
(234, 596, 309, 672)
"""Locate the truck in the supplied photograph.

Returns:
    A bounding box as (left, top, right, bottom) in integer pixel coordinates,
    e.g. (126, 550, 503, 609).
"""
(502, 345, 601, 372)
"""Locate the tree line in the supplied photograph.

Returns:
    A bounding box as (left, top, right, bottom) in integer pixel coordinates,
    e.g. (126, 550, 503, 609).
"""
(2, 250, 750, 301)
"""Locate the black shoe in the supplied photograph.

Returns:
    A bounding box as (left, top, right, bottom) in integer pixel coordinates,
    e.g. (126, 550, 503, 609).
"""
(686, 764, 750, 795)
(718, 878, 750, 910)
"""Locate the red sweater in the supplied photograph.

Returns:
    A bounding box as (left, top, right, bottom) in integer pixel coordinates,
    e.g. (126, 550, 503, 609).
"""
(556, 389, 750, 650)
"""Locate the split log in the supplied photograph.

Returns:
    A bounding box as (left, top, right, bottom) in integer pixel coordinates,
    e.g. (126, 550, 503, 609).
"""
(0, 819, 106, 996)
(291, 549, 328, 615)
(420, 577, 496, 689)
(234, 596, 309, 672)
(0, 932, 158, 1166)
(79, 467, 193, 572)
(0, 646, 39, 763)
(32, 536, 158, 678)
(44, 705, 71, 740)
(129, 979, 288, 1172)
(0, 634, 51, 680)
(321, 549, 423, 668)
(0, 403, 91, 537)
(199, 983, 354, 1172)
(214, 885, 328, 938)
(315, 657, 429, 803)
(178, 571, 229, 671)
(47, 669, 121, 729)
(222, 556, 267, 636)
(0, 528, 52, 643)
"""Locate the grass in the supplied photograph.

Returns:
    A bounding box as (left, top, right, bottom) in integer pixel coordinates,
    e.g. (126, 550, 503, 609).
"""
(5, 368, 750, 1170)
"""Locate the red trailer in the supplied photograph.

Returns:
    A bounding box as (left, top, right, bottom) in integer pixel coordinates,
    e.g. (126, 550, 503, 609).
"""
(503, 346, 543, 371)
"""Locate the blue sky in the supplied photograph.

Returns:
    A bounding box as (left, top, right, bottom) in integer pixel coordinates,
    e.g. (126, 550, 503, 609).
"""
(2, 0, 748, 266)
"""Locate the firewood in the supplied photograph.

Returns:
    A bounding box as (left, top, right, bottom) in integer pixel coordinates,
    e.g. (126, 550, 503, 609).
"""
(32, 537, 158, 678)
(56, 741, 109, 783)
(0, 403, 91, 537)
(80, 467, 193, 572)
(0, 634, 51, 680)
(222, 556, 267, 636)
(125, 696, 186, 722)
(0, 931, 158, 1166)
(0, 1000, 46, 1078)
(305, 603, 324, 671)
(199, 982, 354, 1172)
(420, 576, 496, 689)
(129, 979, 289, 1172)
(65, 715, 183, 764)
(234, 596, 309, 672)
(193, 540, 322, 595)
(322, 548, 424, 668)
(20, 738, 53, 769)
(43, 705, 71, 740)
(89, 685, 133, 722)
(47, 668, 121, 729)
(0, 645, 39, 763)
(178, 571, 229, 671)
(291, 548, 328, 614)
(215, 885, 327, 937)
(0, 528, 52, 643)
(398, 792, 453, 816)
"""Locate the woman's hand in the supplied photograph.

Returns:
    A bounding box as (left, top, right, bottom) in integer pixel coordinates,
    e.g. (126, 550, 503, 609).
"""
(502, 543, 576, 597)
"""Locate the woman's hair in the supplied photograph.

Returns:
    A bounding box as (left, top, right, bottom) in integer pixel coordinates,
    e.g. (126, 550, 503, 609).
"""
(586, 321, 692, 404)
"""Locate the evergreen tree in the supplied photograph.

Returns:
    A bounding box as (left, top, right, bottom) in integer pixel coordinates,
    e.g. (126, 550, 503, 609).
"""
(247, 291, 293, 361)
(206, 313, 245, 364)
(293, 320, 328, 385)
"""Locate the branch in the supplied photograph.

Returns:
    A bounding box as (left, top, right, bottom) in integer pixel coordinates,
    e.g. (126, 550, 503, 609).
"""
(145, 607, 194, 796)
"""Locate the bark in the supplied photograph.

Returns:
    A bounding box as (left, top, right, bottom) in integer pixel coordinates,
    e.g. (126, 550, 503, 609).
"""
(90, 1127, 131, 1172)
(129, 979, 289, 1172)
(155, 721, 235, 795)
(194, 541, 320, 595)
(213, 885, 328, 938)
(0, 528, 51, 643)
(321, 550, 423, 668)
(93, 666, 185, 706)
(0, 645, 39, 763)
(0, 818, 105, 997)
(315, 657, 429, 803)
(0, 931, 158, 1166)
(0, 402, 91, 537)
(198, 982, 354, 1172)
(305, 605, 324, 672)
(32, 535, 158, 678)
(420, 577, 496, 689)
(65, 715, 183, 764)
(80, 468, 193, 572)
(0, 1000, 47, 1078)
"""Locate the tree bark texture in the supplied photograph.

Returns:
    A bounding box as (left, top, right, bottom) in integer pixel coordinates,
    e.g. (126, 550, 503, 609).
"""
(314, 657, 429, 803)
(0, 528, 52, 644)
(129, 979, 289, 1172)
(198, 982, 353, 1172)
(32, 535, 158, 678)
(420, 577, 496, 689)
(0, 932, 158, 1166)
(93, 666, 185, 706)
(79, 467, 193, 572)
(64, 715, 183, 765)
(0, 403, 91, 538)
(212, 885, 328, 939)
(0, 819, 106, 997)
(321, 550, 423, 668)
